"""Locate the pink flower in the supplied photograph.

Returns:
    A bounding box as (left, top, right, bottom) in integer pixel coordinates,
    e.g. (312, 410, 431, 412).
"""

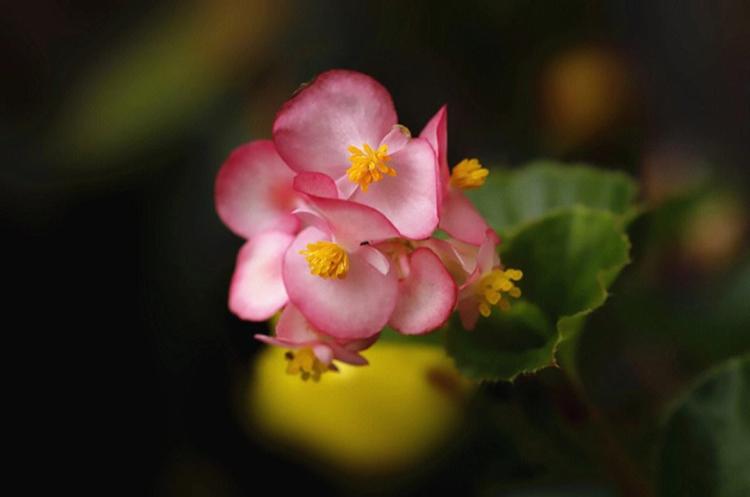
(283, 177, 402, 340)
(215, 141, 304, 321)
(454, 231, 523, 330)
(272, 70, 439, 239)
(420, 106, 492, 246)
(255, 304, 377, 381)
(214, 70, 525, 375)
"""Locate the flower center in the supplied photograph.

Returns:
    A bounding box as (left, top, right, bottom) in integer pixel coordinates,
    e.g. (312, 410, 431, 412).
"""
(450, 158, 489, 189)
(300, 241, 350, 279)
(346, 143, 396, 192)
(285, 348, 330, 381)
(476, 268, 523, 318)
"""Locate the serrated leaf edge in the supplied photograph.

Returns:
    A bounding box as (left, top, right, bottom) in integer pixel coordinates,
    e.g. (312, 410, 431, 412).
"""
(453, 206, 633, 383)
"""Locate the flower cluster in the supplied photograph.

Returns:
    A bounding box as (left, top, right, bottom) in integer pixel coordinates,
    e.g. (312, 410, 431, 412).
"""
(215, 70, 522, 380)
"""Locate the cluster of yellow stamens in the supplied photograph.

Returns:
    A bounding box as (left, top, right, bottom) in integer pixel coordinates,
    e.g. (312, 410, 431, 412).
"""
(450, 158, 489, 189)
(300, 241, 350, 279)
(476, 268, 523, 317)
(346, 143, 396, 191)
(285, 348, 330, 381)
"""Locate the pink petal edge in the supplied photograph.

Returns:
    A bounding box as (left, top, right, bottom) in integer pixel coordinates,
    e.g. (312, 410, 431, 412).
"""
(283, 227, 398, 339)
(419, 105, 449, 206)
(229, 232, 295, 321)
(304, 195, 400, 250)
(439, 189, 492, 246)
(350, 137, 439, 240)
(293, 171, 339, 199)
(389, 247, 457, 335)
(273, 69, 397, 178)
(215, 140, 299, 239)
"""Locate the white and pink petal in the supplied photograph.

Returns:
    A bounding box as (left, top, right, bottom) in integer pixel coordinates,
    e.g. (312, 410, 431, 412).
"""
(293, 172, 339, 199)
(274, 302, 320, 343)
(283, 227, 398, 339)
(419, 105, 450, 202)
(350, 137, 439, 239)
(439, 189, 492, 246)
(273, 70, 397, 178)
(229, 231, 295, 321)
(389, 248, 457, 335)
(215, 140, 299, 239)
(304, 196, 400, 249)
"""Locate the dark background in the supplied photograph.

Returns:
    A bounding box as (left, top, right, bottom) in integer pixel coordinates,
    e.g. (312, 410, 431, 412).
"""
(4, 1, 748, 496)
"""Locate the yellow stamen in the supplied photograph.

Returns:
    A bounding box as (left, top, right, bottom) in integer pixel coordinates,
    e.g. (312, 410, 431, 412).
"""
(285, 348, 330, 381)
(450, 158, 489, 189)
(300, 241, 350, 279)
(476, 267, 523, 318)
(346, 143, 396, 192)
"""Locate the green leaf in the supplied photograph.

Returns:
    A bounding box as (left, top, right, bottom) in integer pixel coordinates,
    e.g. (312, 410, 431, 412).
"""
(501, 207, 631, 339)
(466, 161, 638, 238)
(446, 301, 556, 381)
(446, 208, 631, 381)
(658, 355, 750, 497)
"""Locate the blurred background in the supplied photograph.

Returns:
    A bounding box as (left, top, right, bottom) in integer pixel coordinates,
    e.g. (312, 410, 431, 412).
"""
(4, 1, 748, 496)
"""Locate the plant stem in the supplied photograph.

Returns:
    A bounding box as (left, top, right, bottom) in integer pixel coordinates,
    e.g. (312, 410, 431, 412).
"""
(561, 370, 656, 497)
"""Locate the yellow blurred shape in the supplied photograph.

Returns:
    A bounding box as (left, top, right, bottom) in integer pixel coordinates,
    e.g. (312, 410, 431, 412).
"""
(682, 194, 746, 272)
(541, 46, 632, 150)
(247, 342, 472, 474)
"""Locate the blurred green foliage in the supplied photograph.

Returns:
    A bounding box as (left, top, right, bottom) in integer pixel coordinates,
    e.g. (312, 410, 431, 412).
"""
(658, 355, 750, 497)
(440, 163, 748, 496)
(48, 0, 288, 170)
